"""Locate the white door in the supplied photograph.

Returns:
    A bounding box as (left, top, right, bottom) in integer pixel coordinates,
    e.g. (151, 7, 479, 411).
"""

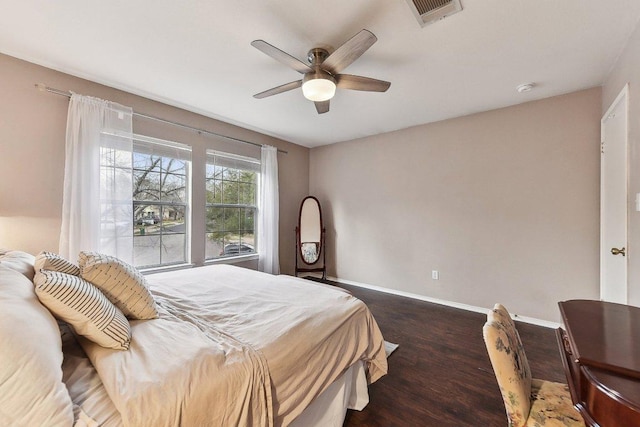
(600, 85, 629, 304)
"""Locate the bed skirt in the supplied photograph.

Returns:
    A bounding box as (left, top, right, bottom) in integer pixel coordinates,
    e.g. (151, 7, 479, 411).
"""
(290, 361, 368, 427)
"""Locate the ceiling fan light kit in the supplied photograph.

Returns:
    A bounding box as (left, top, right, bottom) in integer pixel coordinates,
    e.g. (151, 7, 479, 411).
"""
(251, 29, 390, 114)
(302, 76, 336, 102)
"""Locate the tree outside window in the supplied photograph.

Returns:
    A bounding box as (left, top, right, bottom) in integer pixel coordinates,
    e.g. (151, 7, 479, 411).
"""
(205, 151, 259, 259)
(132, 138, 190, 268)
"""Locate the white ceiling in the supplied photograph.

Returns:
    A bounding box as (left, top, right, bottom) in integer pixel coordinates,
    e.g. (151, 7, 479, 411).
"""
(1, 1, 640, 148)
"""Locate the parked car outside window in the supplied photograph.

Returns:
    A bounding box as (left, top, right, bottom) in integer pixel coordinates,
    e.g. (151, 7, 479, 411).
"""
(136, 215, 160, 225)
(220, 243, 254, 256)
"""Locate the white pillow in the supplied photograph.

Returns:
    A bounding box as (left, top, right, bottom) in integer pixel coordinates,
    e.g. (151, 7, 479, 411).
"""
(79, 251, 159, 320)
(0, 250, 36, 280)
(35, 251, 80, 276)
(34, 269, 131, 350)
(0, 265, 74, 426)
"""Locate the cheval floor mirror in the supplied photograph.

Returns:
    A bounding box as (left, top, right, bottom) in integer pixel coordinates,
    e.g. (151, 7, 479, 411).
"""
(295, 196, 326, 279)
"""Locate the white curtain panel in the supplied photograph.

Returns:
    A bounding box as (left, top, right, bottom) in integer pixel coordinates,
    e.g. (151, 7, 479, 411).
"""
(60, 94, 134, 263)
(258, 145, 280, 274)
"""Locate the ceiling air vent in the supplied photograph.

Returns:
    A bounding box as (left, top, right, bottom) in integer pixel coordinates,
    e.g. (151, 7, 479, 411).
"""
(405, 0, 463, 27)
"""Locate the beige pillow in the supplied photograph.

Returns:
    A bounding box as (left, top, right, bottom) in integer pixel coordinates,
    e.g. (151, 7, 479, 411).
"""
(0, 265, 74, 425)
(34, 251, 80, 276)
(79, 251, 159, 320)
(34, 269, 131, 350)
(0, 250, 36, 280)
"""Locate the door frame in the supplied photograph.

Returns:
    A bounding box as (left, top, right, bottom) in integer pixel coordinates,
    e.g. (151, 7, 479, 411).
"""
(600, 83, 629, 303)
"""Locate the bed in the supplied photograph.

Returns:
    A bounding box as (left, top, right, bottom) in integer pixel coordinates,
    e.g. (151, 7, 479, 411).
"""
(0, 250, 387, 427)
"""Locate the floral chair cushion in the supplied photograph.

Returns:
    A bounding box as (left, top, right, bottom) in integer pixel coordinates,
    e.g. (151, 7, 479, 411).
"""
(491, 303, 516, 330)
(483, 305, 585, 427)
(526, 379, 585, 427)
(483, 317, 532, 427)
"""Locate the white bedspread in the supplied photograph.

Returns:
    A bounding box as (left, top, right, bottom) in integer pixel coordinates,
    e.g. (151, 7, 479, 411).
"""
(79, 265, 387, 427)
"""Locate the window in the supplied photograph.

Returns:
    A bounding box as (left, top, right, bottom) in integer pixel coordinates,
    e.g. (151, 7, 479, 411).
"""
(205, 151, 259, 260)
(132, 135, 191, 268)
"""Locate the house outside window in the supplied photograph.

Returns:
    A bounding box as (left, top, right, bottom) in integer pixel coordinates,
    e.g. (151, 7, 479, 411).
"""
(205, 150, 259, 260)
(132, 135, 191, 268)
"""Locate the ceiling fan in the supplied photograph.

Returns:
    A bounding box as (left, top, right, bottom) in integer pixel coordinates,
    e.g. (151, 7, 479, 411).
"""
(251, 29, 391, 114)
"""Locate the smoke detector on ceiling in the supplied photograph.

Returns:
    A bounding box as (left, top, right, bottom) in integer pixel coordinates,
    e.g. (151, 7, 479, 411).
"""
(405, 0, 463, 27)
(516, 83, 536, 93)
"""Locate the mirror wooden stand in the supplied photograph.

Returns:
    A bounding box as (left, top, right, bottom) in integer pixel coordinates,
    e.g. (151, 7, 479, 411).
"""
(295, 196, 326, 279)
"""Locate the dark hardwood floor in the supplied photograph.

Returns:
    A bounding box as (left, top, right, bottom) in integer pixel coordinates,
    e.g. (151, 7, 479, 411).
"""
(308, 278, 566, 427)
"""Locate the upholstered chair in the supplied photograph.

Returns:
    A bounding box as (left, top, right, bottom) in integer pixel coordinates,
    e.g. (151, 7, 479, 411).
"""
(483, 304, 585, 427)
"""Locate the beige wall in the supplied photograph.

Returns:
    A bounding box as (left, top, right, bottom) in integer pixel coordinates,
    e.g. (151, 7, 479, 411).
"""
(310, 88, 602, 322)
(0, 53, 309, 274)
(603, 21, 640, 306)
(0, 50, 606, 321)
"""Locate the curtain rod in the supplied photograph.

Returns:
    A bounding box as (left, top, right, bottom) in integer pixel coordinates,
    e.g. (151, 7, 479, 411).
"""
(34, 83, 288, 155)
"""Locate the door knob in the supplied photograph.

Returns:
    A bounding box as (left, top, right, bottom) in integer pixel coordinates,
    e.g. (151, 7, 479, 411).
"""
(611, 247, 626, 256)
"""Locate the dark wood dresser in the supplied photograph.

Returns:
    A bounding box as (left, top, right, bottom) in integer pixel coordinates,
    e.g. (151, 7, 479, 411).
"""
(557, 299, 640, 427)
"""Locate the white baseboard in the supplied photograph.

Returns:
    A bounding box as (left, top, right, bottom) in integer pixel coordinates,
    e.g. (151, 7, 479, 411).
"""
(327, 276, 561, 329)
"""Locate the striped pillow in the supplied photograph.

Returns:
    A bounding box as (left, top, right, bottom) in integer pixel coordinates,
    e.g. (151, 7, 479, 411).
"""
(79, 252, 158, 320)
(33, 270, 131, 350)
(34, 251, 80, 276)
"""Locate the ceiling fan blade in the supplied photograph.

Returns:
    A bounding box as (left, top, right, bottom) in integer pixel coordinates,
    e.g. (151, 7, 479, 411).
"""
(336, 74, 391, 92)
(253, 80, 302, 99)
(321, 29, 377, 74)
(251, 40, 312, 74)
(315, 100, 330, 114)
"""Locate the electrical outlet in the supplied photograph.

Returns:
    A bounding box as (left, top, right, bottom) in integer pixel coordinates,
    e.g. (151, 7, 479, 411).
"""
(431, 270, 439, 280)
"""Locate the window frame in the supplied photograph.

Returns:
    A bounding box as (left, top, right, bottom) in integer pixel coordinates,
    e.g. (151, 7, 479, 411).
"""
(205, 150, 260, 261)
(132, 134, 192, 269)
